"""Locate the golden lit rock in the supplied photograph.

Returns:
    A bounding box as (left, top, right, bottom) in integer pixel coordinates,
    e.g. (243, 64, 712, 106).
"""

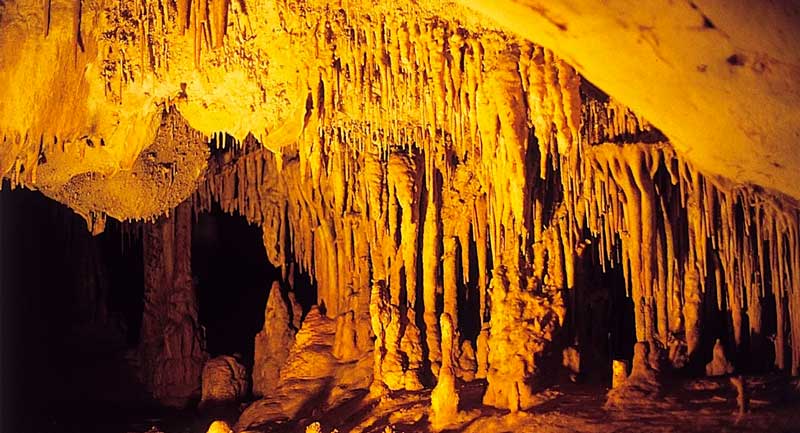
(252, 281, 296, 397)
(2, 1, 800, 432)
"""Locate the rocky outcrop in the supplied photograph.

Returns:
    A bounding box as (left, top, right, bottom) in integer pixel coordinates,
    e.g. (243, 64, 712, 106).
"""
(237, 306, 372, 431)
(252, 281, 297, 398)
(200, 355, 248, 408)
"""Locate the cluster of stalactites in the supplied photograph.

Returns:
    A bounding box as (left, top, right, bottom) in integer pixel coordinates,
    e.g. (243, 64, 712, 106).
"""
(578, 142, 800, 374)
(193, 8, 583, 401)
(192, 5, 800, 407)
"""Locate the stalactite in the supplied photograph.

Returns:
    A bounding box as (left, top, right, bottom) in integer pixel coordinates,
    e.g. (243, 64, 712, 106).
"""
(178, 8, 800, 411)
(422, 165, 442, 373)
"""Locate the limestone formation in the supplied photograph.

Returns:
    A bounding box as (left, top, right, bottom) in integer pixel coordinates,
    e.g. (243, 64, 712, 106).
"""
(7, 0, 796, 389)
(483, 268, 565, 412)
(3, 0, 800, 430)
(457, 340, 478, 382)
(475, 327, 490, 380)
(199, 355, 248, 409)
(562, 346, 581, 382)
(332, 311, 359, 361)
(730, 375, 748, 416)
(706, 339, 735, 377)
(430, 313, 459, 431)
(606, 342, 660, 408)
(206, 420, 234, 433)
(138, 201, 206, 407)
(252, 281, 297, 397)
(611, 360, 629, 389)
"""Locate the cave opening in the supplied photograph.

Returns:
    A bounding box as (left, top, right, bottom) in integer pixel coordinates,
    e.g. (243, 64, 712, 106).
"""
(192, 203, 316, 367)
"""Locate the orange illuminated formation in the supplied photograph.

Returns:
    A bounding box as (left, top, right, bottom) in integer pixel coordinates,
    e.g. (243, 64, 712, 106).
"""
(0, 1, 799, 432)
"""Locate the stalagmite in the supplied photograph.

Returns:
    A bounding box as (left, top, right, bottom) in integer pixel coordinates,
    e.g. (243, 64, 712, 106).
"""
(253, 281, 297, 397)
(606, 342, 660, 408)
(333, 311, 359, 361)
(206, 420, 234, 433)
(457, 340, 477, 382)
(430, 313, 459, 431)
(611, 360, 629, 389)
(422, 167, 442, 374)
(706, 339, 735, 377)
(475, 326, 489, 380)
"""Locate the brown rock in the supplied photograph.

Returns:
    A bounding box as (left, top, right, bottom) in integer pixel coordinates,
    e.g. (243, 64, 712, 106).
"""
(200, 355, 248, 408)
(138, 201, 206, 408)
(706, 339, 735, 377)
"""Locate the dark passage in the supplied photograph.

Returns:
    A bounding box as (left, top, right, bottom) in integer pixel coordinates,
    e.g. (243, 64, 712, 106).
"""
(192, 204, 317, 367)
(0, 185, 150, 432)
(192, 205, 280, 366)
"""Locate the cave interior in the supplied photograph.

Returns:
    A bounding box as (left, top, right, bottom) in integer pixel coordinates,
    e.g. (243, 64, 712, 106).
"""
(1, 1, 800, 432)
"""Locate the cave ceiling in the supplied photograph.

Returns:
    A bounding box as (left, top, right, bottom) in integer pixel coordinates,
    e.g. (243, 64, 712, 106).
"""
(1, 0, 799, 220)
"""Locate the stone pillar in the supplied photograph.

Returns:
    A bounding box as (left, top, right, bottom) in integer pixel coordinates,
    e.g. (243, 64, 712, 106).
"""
(139, 201, 206, 407)
(253, 281, 296, 397)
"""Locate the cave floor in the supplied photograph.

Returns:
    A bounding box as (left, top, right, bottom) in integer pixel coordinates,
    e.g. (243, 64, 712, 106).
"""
(324, 375, 800, 433)
(46, 373, 797, 433)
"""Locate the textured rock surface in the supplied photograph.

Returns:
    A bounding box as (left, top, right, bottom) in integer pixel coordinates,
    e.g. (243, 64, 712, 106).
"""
(138, 200, 206, 407)
(460, 0, 800, 200)
(252, 281, 296, 398)
(205, 420, 234, 433)
(237, 306, 372, 431)
(199, 355, 248, 408)
(3, 0, 800, 430)
(606, 342, 661, 408)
